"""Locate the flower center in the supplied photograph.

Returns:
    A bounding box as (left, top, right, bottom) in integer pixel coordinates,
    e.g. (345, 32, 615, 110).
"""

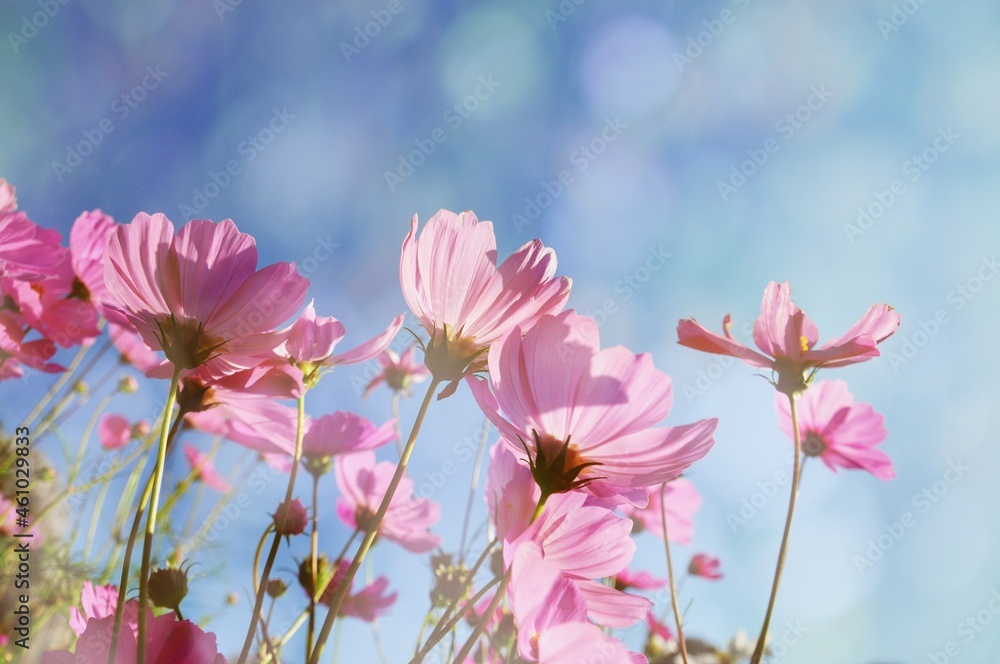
(521, 430, 603, 500)
(155, 314, 225, 370)
(421, 324, 484, 381)
(803, 432, 827, 457)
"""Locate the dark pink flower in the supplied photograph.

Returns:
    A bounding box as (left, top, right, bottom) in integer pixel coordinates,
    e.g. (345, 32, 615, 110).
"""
(646, 612, 673, 642)
(621, 478, 701, 545)
(678, 281, 900, 394)
(615, 568, 667, 592)
(0, 311, 63, 380)
(687, 553, 723, 580)
(776, 379, 894, 480)
(183, 444, 231, 493)
(103, 213, 309, 373)
(98, 414, 132, 449)
(400, 209, 571, 389)
(317, 560, 397, 622)
(470, 310, 717, 505)
(68, 582, 138, 638)
(69, 209, 117, 306)
(363, 344, 430, 398)
(272, 498, 308, 536)
(0, 182, 66, 280)
(335, 450, 440, 552)
(301, 411, 396, 476)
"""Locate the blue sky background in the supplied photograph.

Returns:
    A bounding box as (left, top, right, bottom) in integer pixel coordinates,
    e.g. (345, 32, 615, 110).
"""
(2, 0, 999, 662)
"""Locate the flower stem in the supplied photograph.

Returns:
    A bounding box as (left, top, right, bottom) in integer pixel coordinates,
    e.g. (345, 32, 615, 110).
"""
(750, 391, 803, 664)
(458, 416, 490, 564)
(136, 367, 182, 664)
(237, 392, 308, 663)
(308, 378, 441, 664)
(660, 481, 689, 664)
(306, 472, 320, 662)
(450, 568, 511, 664)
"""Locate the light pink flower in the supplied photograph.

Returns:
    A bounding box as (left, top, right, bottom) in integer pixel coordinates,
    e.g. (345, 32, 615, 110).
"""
(508, 542, 647, 664)
(0, 178, 15, 215)
(335, 450, 440, 552)
(318, 560, 397, 622)
(400, 209, 571, 391)
(614, 568, 667, 592)
(301, 411, 396, 476)
(69, 210, 117, 306)
(103, 213, 309, 373)
(646, 612, 673, 642)
(68, 582, 138, 638)
(678, 281, 900, 394)
(183, 444, 231, 493)
(687, 553, 723, 580)
(470, 310, 717, 505)
(0, 311, 63, 380)
(98, 414, 132, 449)
(622, 478, 701, 545)
(109, 322, 163, 374)
(0, 495, 41, 543)
(776, 379, 894, 480)
(43, 611, 226, 663)
(363, 345, 430, 398)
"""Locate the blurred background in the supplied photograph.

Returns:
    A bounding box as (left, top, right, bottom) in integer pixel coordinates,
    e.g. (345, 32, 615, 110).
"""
(2, 0, 999, 661)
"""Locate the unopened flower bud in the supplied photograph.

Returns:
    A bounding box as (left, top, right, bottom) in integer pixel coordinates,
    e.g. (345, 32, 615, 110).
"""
(226, 592, 239, 605)
(118, 375, 138, 394)
(132, 420, 152, 438)
(148, 566, 189, 613)
(74, 381, 88, 395)
(267, 579, 288, 598)
(272, 499, 308, 536)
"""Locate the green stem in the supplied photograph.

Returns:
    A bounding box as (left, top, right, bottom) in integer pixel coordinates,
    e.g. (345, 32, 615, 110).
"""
(660, 481, 689, 664)
(306, 472, 320, 662)
(237, 393, 308, 663)
(458, 416, 490, 564)
(308, 378, 441, 664)
(136, 367, 183, 664)
(750, 391, 803, 664)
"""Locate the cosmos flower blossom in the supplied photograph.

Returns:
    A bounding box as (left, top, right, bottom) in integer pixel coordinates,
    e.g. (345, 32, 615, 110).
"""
(301, 411, 397, 476)
(0, 311, 63, 380)
(470, 310, 717, 505)
(687, 553, 723, 580)
(68, 582, 137, 638)
(316, 560, 397, 622)
(334, 450, 440, 553)
(677, 281, 900, 394)
(775, 379, 894, 480)
(183, 445, 232, 493)
(102, 213, 309, 374)
(98, 414, 132, 450)
(621, 478, 701, 545)
(400, 209, 571, 393)
(363, 344, 430, 398)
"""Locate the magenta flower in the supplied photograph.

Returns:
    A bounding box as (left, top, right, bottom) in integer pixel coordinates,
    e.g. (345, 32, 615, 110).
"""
(776, 379, 894, 480)
(43, 611, 226, 664)
(98, 414, 132, 450)
(0, 181, 67, 280)
(400, 209, 571, 390)
(470, 310, 717, 504)
(334, 450, 440, 552)
(68, 582, 137, 638)
(318, 560, 397, 622)
(109, 322, 164, 374)
(363, 344, 430, 398)
(272, 498, 308, 536)
(103, 213, 309, 373)
(0, 311, 63, 380)
(678, 281, 900, 394)
(182, 445, 231, 493)
(646, 612, 673, 642)
(69, 209, 117, 306)
(687, 553, 723, 580)
(301, 411, 397, 476)
(621, 478, 701, 545)
(614, 568, 667, 592)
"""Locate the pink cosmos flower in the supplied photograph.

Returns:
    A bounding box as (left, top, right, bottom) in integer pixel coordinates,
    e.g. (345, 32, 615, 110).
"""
(646, 612, 673, 642)
(68, 582, 138, 638)
(272, 498, 308, 536)
(470, 310, 718, 505)
(98, 414, 132, 449)
(363, 344, 430, 398)
(508, 542, 647, 664)
(103, 213, 309, 373)
(1, 256, 100, 347)
(317, 560, 397, 622)
(69, 209, 117, 306)
(776, 379, 894, 480)
(334, 450, 440, 552)
(614, 568, 667, 592)
(109, 322, 163, 374)
(0, 178, 15, 215)
(687, 553, 723, 580)
(183, 445, 231, 493)
(301, 411, 397, 476)
(0, 311, 63, 380)
(0, 495, 41, 543)
(677, 281, 900, 394)
(621, 478, 701, 545)
(43, 611, 226, 664)
(400, 209, 571, 391)
(0, 183, 66, 280)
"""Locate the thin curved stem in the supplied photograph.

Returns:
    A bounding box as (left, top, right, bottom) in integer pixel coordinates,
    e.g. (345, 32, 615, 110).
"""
(750, 391, 803, 664)
(308, 378, 441, 664)
(660, 482, 689, 664)
(458, 416, 490, 564)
